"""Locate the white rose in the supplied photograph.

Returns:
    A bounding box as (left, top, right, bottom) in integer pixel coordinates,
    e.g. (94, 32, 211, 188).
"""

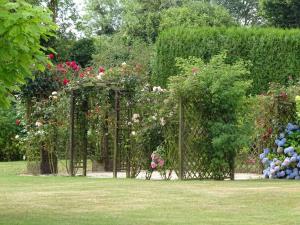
(160, 117, 166, 126)
(132, 113, 140, 123)
(151, 115, 157, 121)
(97, 72, 105, 80)
(35, 121, 43, 127)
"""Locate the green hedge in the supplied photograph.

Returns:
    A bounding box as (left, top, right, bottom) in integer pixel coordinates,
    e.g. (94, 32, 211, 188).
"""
(154, 27, 300, 93)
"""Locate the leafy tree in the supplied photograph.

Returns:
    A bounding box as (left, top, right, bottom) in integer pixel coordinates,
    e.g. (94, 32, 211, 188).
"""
(160, 1, 236, 30)
(121, 0, 182, 42)
(260, 0, 300, 28)
(70, 38, 95, 67)
(0, 0, 56, 107)
(26, 0, 81, 39)
(83, 0, 123, 36)
(215, 0, 262, 25)
(93, 34, 152, 70)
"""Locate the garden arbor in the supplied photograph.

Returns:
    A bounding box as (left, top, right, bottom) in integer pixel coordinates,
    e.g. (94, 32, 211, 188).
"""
(68, 81, 133, 177)
(67, 82, 236, 180)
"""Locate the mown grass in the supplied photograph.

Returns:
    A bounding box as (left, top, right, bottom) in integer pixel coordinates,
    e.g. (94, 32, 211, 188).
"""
(0, 161, 299, 225)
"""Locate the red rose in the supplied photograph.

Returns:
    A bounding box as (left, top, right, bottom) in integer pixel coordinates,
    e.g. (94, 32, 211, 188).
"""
(80, 73, 84, 78)
(98, 67, 105, 73)
(66, 61, 71, 66)
(70, 61, 76, 67)
(63, 78, 70, 85)
(16, 119, 21, 126)
(48, 54, 54, 59)
(74, 65, 80, 71)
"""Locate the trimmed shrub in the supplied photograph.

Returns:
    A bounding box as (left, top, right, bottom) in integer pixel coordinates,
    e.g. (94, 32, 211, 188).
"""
(154, 27, 300, 93)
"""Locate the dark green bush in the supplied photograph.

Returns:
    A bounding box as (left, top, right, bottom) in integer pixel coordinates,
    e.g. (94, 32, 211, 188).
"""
(154, 27, 300, 94)
(0, 107, 22, 161)
(70, 38, 95, 68)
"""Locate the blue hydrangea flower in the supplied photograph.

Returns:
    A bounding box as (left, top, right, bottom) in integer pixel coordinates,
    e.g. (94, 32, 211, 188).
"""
(262, 158, 269, 165)
(263, 148, 270, 154)
(284, 147, 294, 155)
(291, 156, 297, 162)
(289, 172, 297, 179)
(286, 168, 292, 175)
(279, 133, 285, 139)
(282, 158, 291, 167)
(286, 123, 299, 131)
(278, 138, 286, 147)
(278, 171, 285, 177)
(263, 169, 270, 178)
(259, 153, 265, 160)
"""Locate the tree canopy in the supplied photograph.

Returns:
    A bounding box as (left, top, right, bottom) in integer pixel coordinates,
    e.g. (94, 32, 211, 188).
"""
(0, 0, 56, 107)
(260, 0, 300, 28)
(215, 0, 262, 26)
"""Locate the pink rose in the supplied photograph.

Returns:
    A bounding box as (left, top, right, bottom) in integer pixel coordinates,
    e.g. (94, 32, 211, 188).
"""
(158, 159, 164, 167)
(151, 162, 157, 169)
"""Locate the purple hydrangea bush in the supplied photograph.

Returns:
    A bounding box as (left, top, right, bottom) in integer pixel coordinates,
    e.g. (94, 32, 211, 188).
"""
(260, 123, 300, 179)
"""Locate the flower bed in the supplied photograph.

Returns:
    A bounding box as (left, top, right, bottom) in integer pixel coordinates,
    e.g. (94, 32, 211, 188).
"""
(260, 123, 300, 179)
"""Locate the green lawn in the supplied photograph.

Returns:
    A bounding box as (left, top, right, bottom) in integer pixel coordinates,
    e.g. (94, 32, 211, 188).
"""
(0, 161, 299, 225)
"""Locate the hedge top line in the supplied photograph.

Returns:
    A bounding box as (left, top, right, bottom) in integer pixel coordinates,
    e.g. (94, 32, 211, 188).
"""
(159, 26, 300, 38)
(155, 26, 300, 94)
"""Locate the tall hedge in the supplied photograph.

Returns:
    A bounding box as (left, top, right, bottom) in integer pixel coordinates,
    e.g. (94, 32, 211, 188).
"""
(154, 27, 300, 93)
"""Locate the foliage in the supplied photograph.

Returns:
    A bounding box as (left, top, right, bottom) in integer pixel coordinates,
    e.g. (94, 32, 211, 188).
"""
(155, 27, 300, 93)
(18, 92, 69, 162)
(20, 57, 79, 99)
(83, 0, 122, 36)
(70, 38, 95, 68)
(93, 34, 153, 73)
(168, 53, 252, 179)
(242, 82, 299, 174)
(160, 1, 236, 30)
(253, 82, 299, 142)
(121, 0, 181, 43)
(0, 106, 23, 161)
(215, 0, 262, 25)
(0, 0, 56, 107)
(27, 0, 81, 38)
(260, 0, 300, 28)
